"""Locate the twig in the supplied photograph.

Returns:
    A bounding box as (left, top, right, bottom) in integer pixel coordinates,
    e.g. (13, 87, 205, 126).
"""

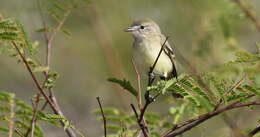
(96, 97, 107, 137)
(163, 95, 258, 137)
(12, 42, 76, 137)
(12, 42, 57, 112)
(34, 2, 76, 136)
(233, 0, 260, 32)
(132, 36, 168, 137)
(14, 128, 25, 137)
(130, 104, 148, 137)
(46, 10, 71, 68)
(248, 124, 260, 137)
(8, 96, 15, 137)
(139, 93, 160, 123)
(25, 94, 41, 137)
(148, 36, 169, 86)
(132, 59, 142, 110)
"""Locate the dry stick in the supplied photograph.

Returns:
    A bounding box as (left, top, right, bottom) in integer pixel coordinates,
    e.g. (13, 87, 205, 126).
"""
(162, 94, 256, 137)
(132, 59, 142, 110)
(96, 97, 107, 137)
(249, 124, 260, 137)
(233, 0, 260, 32)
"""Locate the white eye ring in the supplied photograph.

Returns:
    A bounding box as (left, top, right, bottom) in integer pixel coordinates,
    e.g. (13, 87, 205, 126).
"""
(140, 25, 145, 29)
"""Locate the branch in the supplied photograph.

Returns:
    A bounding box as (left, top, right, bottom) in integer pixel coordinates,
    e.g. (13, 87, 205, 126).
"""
(34, 2, 76, 136)
(248, 124, 260, 137)
(96, 97, 107, 137)
(12, 42, 57, 111)
(25, 94, 41, 137)
(164, 98, 260, 137)
(148, 36, 169, 86)
(12, 42, 76, 137)
(131, 104, 148, 137)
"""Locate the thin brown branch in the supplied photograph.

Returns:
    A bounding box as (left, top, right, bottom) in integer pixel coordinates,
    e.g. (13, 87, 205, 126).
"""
(132, 59, 142, 110)
(14, 128, 25, 137)
(34, 3, 77, 136)
(12, 42, 76, 137)
(96, 97, 107, 137)
(164, 97, 259, 137)
(248, 124, 260, 137)
(130, 104, 148, 137)
(12, 42, 57, 112)
(148, 36, 169, 86)
(25, 94, 41, 137)
(46, 10, 71, 68)
(233, 0, 260, 32)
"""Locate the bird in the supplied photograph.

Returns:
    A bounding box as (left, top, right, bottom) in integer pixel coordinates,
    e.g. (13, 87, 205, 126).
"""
(125, 19, 178, 81)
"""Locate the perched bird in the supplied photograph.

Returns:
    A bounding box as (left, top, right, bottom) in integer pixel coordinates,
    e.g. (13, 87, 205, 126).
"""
(125, 19, 178, 80)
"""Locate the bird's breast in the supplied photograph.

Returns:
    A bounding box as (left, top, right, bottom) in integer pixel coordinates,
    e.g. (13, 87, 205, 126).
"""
(133, 40, 172, 77)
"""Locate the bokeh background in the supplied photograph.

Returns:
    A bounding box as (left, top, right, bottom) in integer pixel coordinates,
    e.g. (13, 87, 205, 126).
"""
(0, 0, 260, 136)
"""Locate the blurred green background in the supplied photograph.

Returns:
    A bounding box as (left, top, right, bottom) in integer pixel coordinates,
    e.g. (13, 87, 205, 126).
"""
(0, 0, 259, 136)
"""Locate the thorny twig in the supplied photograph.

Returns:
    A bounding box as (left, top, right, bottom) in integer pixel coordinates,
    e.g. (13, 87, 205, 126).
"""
(96, 97, 107, 137)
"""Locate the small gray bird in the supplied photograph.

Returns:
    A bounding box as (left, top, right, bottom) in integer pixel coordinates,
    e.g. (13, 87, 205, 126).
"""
(125, 19, 177, 80)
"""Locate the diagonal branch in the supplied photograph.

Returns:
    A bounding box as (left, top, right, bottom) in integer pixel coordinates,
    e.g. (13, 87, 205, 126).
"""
(131, 104, 148, 137)
(96, 97, 107, 137)
(248, 124, 260, 137)
(163, 94, 258, 137)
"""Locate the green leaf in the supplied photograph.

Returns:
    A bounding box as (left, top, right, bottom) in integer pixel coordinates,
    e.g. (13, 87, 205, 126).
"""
(107, 78, 138, 97)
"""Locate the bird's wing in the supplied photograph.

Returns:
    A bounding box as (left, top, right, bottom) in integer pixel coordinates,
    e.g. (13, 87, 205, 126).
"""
(160, 35, 178, 79)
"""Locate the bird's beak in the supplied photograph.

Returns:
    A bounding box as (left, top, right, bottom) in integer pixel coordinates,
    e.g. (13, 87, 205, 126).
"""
(124, 26, 139, 32)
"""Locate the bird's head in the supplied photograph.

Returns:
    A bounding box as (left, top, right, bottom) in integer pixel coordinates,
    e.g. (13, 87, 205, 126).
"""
(125, 19, 162, 40)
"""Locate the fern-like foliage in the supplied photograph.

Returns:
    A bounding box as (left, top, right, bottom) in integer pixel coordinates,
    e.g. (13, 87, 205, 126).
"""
(107, 78, 138, 97)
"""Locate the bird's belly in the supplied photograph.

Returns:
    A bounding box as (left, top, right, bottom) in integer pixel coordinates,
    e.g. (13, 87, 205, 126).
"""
(133, 44, 172, 76)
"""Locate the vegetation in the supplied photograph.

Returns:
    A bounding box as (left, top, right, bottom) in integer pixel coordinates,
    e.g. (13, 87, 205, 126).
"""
(0, 0, 259, 137)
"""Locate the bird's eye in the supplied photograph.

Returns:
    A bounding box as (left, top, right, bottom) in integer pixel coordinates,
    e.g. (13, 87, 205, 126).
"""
(140, 25, 145, 29)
